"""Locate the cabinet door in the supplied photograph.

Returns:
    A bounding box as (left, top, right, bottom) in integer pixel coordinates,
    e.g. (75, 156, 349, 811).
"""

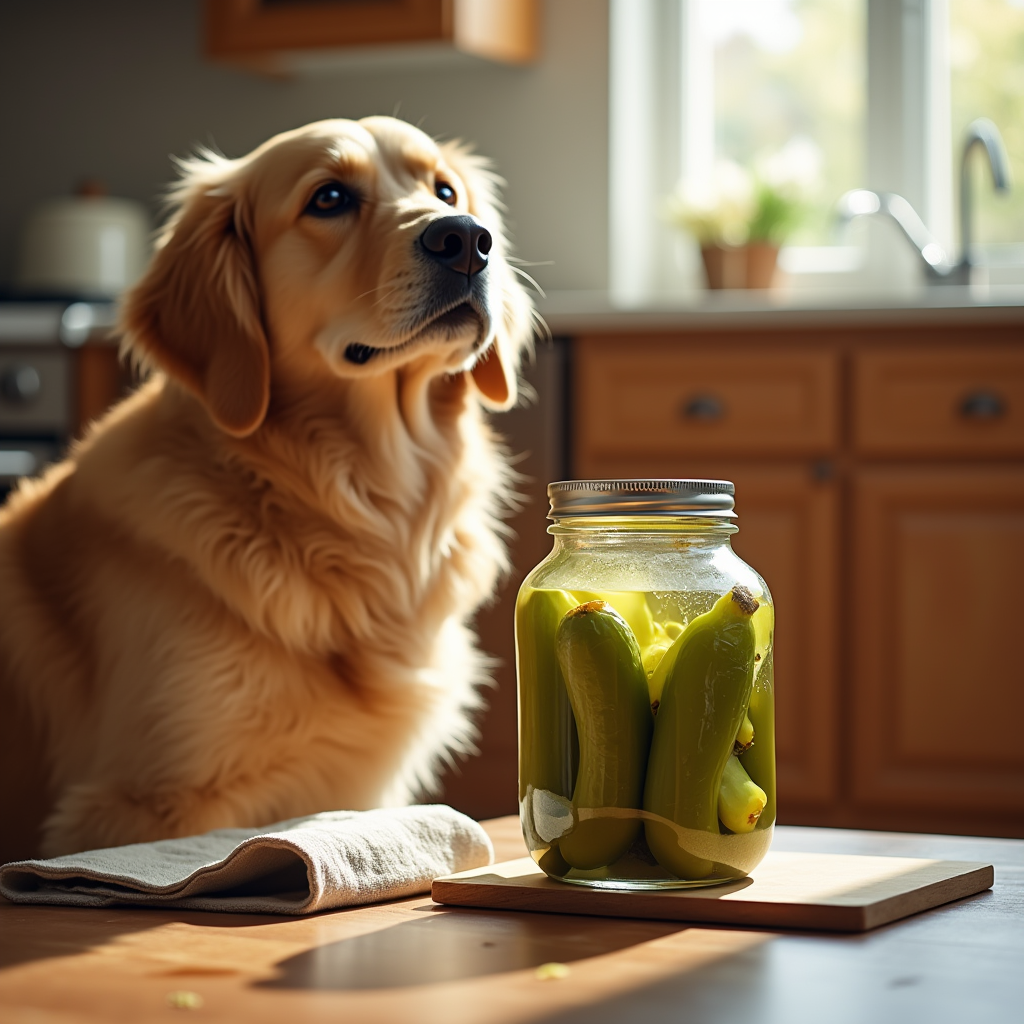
(576, 457, 841, 812)
(714, 465, 840, 811)
(852, 467, 1024, 821)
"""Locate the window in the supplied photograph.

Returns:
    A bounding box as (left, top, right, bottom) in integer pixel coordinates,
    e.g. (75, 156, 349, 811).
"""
(950, 0, 1024, 259)
(609, 0, 1024, 305)
(694, 0, 865, 247)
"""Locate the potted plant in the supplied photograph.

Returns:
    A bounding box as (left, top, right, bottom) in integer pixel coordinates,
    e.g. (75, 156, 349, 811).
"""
(666, 154, 806, 290)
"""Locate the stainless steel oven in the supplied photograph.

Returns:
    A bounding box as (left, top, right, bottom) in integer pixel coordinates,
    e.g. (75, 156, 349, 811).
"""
(0, 302, 114, 498)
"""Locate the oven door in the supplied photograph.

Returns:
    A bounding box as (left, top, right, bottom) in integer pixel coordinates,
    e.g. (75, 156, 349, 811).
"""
(0, 346, 72, 500)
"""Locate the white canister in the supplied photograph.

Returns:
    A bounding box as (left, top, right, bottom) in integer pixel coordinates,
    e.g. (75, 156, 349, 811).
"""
(17, 191, 150, 300)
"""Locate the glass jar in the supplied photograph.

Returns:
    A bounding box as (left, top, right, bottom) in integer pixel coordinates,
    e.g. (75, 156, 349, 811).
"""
(516, 479, 775, 890)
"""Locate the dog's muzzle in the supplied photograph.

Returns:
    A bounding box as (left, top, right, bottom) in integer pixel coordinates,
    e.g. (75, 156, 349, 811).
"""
(341, 215, 493, 366)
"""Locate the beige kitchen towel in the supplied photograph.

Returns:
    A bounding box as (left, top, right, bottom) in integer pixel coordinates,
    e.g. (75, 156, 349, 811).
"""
(0, 805, 493, 915)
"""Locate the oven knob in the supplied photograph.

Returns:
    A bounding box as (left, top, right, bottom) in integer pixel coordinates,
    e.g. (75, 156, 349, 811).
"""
(0, 365, 42, 404)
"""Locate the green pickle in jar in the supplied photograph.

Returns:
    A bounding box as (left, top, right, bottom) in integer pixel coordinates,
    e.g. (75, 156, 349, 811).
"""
(516, 479, 776, 889)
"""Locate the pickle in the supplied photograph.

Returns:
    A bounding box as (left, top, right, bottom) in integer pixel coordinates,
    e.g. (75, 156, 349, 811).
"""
(647, 634, 681, 711)
(516, 588, 579, 803)
(751, 601, 774, 678)
(718, 756, 767, 833)
(555, 601, 653, 869)
(642, 638, 674, 692)
(643, 586, 759, 879)
(570, 590, 657, 649)
(733, 713, 755, 755)
(535, 844, 572, 877)
(646, 620, 692, 712)
(740, 648, 776, 828)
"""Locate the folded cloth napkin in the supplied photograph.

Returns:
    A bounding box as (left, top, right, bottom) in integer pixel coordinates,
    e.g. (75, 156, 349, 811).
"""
(0, 804, 492, 915)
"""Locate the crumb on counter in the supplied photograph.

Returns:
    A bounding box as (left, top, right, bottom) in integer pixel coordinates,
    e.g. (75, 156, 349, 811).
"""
(535, 962, 571, 981)
(167, 991, 204, 1010)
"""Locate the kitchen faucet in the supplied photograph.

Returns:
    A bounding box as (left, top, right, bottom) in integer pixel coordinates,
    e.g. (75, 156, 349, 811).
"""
(836, 117, 1011, 285)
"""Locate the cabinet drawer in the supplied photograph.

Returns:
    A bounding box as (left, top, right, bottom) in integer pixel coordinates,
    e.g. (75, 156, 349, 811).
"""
(854, 348, 1024, 457)
(575, 342, 839, 459)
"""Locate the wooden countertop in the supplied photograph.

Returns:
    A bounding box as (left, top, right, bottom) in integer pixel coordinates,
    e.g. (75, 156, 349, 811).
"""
(2, 817, 1022, 1023)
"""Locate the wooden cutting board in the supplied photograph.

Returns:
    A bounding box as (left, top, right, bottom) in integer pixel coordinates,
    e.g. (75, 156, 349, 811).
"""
(432, 852, 994, 932)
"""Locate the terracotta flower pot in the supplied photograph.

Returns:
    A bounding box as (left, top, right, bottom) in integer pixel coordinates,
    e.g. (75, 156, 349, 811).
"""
(700, 244, 747, 289)
(700, 242, 780, 290)
(744, 242, 780, 289)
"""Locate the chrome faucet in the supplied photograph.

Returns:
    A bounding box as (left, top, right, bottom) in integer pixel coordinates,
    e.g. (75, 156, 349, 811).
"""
(836, 118, 1011, 285)
(958, 118, 1012, 280)
(836, 189, 949, 278)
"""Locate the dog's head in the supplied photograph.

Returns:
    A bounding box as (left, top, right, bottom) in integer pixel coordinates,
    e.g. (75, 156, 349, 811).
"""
(122, 117, 535, 437)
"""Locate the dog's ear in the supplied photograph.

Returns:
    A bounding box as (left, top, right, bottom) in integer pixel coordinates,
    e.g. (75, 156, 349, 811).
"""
(468, 228, 535, 409)
(470, 340, 513, 408)
(121, 160, 270, 437)
(440, 140, 535, 412)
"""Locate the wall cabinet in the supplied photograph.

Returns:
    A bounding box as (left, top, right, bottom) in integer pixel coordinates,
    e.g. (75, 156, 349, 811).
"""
(573, 321, 1024, 838)
(205, 0, 539, 74)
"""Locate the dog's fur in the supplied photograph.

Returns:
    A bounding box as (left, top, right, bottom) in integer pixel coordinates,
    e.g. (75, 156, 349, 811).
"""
(0, 117, 534, 861)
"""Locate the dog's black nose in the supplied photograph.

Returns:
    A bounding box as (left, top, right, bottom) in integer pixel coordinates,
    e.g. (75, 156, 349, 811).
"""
(419, 215, 491, 277)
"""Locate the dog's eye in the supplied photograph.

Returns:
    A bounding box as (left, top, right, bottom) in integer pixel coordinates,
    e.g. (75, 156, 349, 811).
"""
(305, 183, 357, 218)
(435, 181, 457, 206)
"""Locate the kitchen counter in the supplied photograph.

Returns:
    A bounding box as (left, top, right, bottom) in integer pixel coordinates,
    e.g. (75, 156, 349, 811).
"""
(0, 301, 117, 347)
(2, 818, 1021, 1023)
(537, 286, 1024, 334)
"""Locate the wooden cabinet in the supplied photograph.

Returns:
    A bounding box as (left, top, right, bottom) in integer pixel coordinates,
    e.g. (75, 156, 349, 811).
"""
(437, 341, 568, 819)
(75, 344, 132, 433)
(579, 457, 842, 813)
(205, 0, 539, 74)
(573, 322, 1024, 838)
(575, 337, 844, 826)
(851, 466, 1024, 828)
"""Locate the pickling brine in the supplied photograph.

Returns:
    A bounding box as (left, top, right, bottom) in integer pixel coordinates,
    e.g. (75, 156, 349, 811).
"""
(516, 480, 776, 889)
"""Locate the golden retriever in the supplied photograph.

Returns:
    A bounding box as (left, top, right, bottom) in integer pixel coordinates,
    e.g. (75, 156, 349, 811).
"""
(0, 116, 534, 861)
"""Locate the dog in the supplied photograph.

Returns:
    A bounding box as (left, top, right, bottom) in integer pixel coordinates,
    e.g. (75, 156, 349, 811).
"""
(0, 116, 534, 861)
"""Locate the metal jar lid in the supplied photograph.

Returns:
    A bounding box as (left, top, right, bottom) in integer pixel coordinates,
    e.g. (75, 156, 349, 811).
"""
(547, 479, 736, 518)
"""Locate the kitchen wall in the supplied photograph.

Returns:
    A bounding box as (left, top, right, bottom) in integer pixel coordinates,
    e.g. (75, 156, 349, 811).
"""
(1, 0, 602, 818)
(0, 0, 609, 296)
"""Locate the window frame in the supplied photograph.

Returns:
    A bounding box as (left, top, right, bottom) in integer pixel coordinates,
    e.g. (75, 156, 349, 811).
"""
(608, 0, 960, 305)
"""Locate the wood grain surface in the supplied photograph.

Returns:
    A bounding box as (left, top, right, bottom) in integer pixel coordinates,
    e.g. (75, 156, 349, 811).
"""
(1, 818, 1022, 1024)
(432, 851, 994, 932)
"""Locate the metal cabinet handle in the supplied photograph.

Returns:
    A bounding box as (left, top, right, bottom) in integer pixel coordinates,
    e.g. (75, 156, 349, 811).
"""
(959, 389, 1005, 420)
(681, 393, 725, 421)
(811, 460, 835, 482)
